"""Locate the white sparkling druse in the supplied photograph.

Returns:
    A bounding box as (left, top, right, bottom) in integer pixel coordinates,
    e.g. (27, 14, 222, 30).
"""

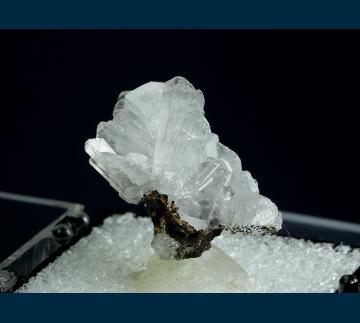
(19, 213, 360, 293)
(85, 77, 282, 232)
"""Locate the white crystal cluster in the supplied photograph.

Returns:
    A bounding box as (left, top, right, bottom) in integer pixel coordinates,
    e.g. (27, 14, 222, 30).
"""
(19, 213, 360, 293)
(85, 77, 281, 232)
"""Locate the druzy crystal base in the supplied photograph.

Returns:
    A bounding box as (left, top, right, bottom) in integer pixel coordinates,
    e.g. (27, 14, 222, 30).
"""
(18, 213, 360, 293)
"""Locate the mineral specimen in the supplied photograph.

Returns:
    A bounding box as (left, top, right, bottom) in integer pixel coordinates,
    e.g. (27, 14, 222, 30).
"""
(85, 77, 282, 259)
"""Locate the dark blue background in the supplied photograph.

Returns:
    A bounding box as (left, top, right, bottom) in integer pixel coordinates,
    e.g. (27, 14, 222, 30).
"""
(1, 0, 360, 28)
(1, 293, 358, 321)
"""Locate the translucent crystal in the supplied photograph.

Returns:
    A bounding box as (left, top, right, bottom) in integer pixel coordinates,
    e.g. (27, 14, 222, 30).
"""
(134, 246, 249, 292)
(85, 77, 282, 233)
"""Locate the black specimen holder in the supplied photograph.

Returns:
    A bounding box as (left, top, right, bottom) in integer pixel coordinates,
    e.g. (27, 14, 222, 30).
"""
(0, 192, 359, 293)
(0, 192, 90, 292)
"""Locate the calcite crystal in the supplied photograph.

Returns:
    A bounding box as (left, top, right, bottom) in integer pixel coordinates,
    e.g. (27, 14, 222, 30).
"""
(85, 77, 282, 259)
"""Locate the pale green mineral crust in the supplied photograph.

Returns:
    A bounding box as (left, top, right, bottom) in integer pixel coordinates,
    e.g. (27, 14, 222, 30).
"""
(134, 246, 249, 292)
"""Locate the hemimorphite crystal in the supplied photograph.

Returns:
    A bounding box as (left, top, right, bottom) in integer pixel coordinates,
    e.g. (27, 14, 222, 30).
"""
(85, 77, 282, 242)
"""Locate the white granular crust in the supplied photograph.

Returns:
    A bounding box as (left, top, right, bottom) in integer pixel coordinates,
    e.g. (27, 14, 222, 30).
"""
(19, 213, 360, 293)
